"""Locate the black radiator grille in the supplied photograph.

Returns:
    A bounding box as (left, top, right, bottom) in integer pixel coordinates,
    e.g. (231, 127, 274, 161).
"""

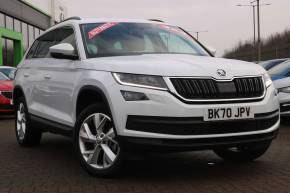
(170, 77, 264, 100)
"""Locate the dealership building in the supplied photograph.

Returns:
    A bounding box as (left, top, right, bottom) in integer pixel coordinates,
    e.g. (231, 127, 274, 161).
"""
(0, 0, 67, 67)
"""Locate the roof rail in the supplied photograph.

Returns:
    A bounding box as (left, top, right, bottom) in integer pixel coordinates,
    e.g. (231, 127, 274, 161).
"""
(54, 16, 81, 26)
(148, 19, 164, 23)
(62, 16, 81, 22)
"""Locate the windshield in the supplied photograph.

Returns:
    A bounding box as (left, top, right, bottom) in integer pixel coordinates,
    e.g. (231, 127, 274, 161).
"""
(0, 72, 9, 80)
(0, 68, 16, 80)
(268, 60, 290, 76)
(80, 22, 210, 58)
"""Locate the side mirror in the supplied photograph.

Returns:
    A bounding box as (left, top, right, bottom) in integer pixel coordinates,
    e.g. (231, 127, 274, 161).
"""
(49, 43, 78, 60)
(206, 46, 217, 56)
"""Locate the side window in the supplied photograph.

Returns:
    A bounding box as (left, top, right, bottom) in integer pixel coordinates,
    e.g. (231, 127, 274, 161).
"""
(55, 27, 78, 55)
(26, 40, 39, 59)
(33, 29, 57, 58)
(32, 26, 77, 58)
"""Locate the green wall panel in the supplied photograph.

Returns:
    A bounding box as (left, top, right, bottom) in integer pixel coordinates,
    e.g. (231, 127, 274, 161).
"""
(0, 27, 24, 67)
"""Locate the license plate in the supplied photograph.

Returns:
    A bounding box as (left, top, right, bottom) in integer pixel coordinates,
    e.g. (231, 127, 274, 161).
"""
(204, 107, 254, 121)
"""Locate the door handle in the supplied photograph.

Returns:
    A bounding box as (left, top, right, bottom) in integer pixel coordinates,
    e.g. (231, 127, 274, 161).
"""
(44, 74, 51, 79)
(24, 73, 29, 78)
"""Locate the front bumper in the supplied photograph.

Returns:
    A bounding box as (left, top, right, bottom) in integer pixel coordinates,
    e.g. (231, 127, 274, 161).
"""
(107, 79, 279, 140)
(126, 110, 279, 136)
(119, 130, 278, 151)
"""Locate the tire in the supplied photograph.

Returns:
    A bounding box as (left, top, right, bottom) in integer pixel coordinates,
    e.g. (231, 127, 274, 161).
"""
(74, 104, 123, 177)
(15, 97, 42, 146)
(213, 141, 271, 162)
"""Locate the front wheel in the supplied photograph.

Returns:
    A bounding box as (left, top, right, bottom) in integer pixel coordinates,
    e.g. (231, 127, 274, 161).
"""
(74, 104, 123, 177)
(213, 141, 271, 162)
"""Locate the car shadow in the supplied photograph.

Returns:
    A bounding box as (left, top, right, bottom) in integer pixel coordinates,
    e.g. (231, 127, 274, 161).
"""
(0, 114, 15, 120)
(1, 121, 280, 188)
(7, 134, 271, 182)
(281, 117, 290, 126)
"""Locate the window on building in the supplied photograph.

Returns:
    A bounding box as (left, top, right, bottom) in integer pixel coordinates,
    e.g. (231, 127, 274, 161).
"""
(14, 19, 21, 33)
(28, 25, 34, 46)
(34, 27, 40, 39)
(0, 13, 4, 27)
(22, 23, 28, 50)
(5, 16, 13, 30)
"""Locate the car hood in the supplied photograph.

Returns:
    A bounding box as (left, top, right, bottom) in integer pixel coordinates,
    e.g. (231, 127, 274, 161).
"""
(83, 54, 266, 79)
(273, 77, 290, 89)
(0, 80, 13, 91)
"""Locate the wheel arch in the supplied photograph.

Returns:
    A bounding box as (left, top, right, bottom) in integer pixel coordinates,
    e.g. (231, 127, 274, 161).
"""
(75, 85, 113, 121)
(13, 85, 26, 105)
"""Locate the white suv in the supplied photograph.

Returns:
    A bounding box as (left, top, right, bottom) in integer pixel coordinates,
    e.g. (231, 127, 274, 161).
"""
(13, 17, 280, 176)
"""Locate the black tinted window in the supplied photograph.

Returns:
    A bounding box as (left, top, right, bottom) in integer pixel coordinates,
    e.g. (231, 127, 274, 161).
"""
(33, 29, 57, 58)
(33, 27, 76, 58)
(26, 40, 39, 59)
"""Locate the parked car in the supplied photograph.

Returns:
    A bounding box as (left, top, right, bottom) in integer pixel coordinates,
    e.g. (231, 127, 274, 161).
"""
(0, 71, 13, 114)
(13, 18, 280, 176)
(259, 58, 288, 71)
(268, 59, 290, 81)
(0, 66, 16, 80)
(273, 77, 290, 117)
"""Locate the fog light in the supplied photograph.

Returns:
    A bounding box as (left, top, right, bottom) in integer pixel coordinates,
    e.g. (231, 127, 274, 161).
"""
(121, 91, 149, 101)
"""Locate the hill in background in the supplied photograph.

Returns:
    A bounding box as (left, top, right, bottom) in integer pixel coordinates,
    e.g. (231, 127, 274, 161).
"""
(223, 29, 290, 62)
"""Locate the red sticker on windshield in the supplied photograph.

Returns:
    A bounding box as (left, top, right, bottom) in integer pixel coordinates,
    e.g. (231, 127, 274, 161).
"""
(88, 22, 119, 39)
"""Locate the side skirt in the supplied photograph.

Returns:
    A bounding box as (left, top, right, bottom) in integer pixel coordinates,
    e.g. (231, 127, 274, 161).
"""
(30, 114, 73, 137)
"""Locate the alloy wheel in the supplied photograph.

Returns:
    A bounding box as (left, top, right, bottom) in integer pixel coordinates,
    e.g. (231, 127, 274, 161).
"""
(16, 103, 27, 141)
(78, 113, 120, 169)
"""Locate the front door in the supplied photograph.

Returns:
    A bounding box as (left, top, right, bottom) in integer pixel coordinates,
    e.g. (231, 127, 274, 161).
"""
(28, 26, 80, 126)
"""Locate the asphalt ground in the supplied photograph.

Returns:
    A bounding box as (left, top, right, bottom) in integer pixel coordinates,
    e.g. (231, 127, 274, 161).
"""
(0, 116, 290, 193)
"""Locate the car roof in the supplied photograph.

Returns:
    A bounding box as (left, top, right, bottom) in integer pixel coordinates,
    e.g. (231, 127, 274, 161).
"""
(50, 17, 173, 30)
(79, 18, 164, 24)
(41, 17, 176, 39)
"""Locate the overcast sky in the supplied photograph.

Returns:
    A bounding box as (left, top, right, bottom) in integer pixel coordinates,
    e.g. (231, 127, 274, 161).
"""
(58, 0, 290, 56)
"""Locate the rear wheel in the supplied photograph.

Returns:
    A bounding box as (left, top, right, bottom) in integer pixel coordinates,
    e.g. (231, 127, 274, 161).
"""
(15, 97, 42, 146)
(213, 141, 271, 162)
(74, 104, 123, 176)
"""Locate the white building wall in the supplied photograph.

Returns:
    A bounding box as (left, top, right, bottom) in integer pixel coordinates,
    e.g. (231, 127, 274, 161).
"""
(22, 0, 51, 15)
(21, 0, 67, 23)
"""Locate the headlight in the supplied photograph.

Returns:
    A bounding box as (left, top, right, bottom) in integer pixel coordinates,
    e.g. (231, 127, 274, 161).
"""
(278, 87, 290, 93)
(112, 73, 168, 90)
(263, 73, 272, 88)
